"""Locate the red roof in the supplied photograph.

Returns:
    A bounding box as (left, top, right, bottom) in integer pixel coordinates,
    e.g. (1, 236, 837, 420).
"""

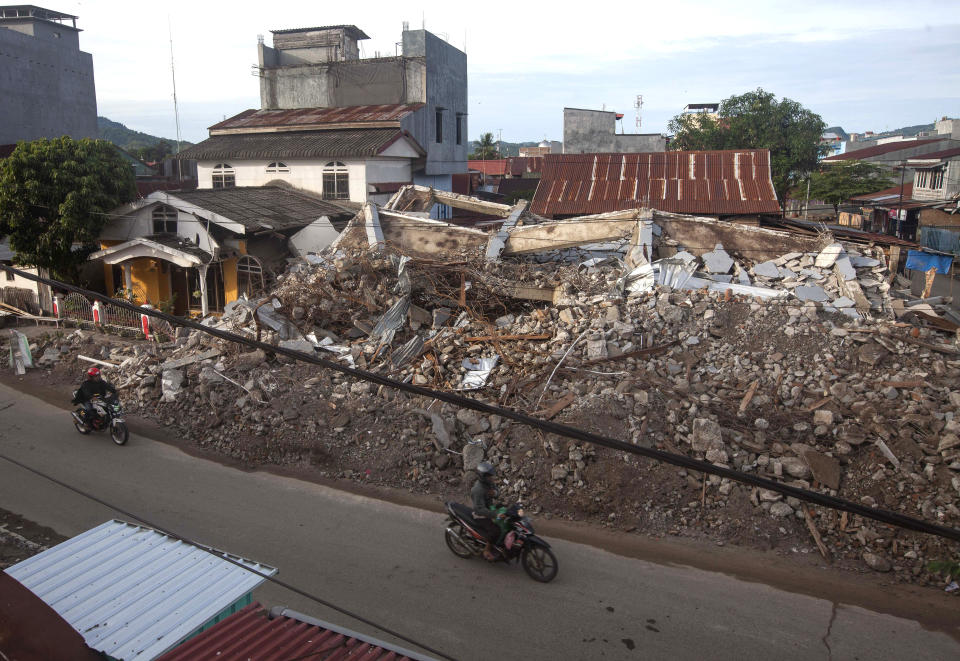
(156, 603, 419, 661)
(468, 159, 510, 176)
(210, 104, 424, 132)
(531, 150, 781, 217)
(849, 182, 913, 202)
(906, 145, 960, 162)
(823, 138, 947, 161)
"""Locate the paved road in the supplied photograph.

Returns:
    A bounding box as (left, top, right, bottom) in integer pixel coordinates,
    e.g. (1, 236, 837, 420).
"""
(0, 381, 957, 661)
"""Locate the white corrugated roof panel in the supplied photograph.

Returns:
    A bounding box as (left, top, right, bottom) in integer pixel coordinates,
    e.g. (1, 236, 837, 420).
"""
(4, 519, 277, 661)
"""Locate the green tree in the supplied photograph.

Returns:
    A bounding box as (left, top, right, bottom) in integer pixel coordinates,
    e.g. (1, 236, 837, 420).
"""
(807, 160, 894, 218)
(0, 137, 136, 282)
(668, 89, 828, 213)
(470, 132, 498, 160)
(134, 140, 176, 163)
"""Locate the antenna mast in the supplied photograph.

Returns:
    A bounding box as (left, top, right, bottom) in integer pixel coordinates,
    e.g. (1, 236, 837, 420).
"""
(634, 94, 644, 131)
(168, 17, 183, 180)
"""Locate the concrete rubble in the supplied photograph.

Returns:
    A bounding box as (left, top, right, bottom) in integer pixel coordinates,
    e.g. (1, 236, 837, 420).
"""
(16, 188, 960, 591)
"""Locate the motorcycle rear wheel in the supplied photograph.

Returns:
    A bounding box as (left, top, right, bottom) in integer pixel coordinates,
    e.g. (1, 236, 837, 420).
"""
(521, 545, 558, 583)
(445, 522, 475, 559)
(111, 422, 129, 446)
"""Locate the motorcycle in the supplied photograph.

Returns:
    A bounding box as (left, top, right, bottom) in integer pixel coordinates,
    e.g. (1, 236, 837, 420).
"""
(71, 394, 128, 445)
(444, 501, 558, 582)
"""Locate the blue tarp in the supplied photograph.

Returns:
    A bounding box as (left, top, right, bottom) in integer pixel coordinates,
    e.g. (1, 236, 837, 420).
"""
(905, 249, 953, 275)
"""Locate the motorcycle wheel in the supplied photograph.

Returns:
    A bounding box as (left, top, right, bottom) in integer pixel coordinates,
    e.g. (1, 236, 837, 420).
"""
(521, 545, 558, 583)
(111, 421, 129, 446)
(444, 522, 475, 559)
(74, 419, 91, 435)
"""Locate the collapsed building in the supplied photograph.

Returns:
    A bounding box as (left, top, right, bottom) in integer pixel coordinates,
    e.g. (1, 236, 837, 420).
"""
(24, 186, 960, 589)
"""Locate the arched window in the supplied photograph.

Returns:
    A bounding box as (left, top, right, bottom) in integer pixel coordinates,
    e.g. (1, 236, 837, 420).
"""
(322, 162, 349, 200)
(266, 161, 289, 174)
(236, 255, 265, 297)
(152, 205, 177, 234)
(212, 163, 235, 189)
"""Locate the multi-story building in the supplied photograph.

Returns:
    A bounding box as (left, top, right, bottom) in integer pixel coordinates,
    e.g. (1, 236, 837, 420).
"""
(0, 5, 96, 144)
(562, 108, 666, 154)
(181, 24, 467, 213)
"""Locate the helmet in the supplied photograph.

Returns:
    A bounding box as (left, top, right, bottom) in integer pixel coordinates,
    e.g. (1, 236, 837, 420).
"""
(476, 461, 496, 478)
(86, 367, 101, 378)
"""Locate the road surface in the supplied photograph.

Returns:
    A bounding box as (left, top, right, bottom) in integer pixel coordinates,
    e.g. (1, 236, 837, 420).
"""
(0, 381, 957, 660)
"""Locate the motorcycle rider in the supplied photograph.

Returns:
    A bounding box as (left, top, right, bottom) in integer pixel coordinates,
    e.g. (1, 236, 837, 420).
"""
(471, 461, 505, 561)
(72, 367, 117, 426)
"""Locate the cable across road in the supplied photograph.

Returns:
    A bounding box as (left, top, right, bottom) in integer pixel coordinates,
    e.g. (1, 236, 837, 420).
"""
(4, 262, 960, 549)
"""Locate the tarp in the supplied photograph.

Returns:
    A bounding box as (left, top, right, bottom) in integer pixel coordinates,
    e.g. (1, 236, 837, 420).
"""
(905, 250, 953, 275)
(920, 227, 960, 257)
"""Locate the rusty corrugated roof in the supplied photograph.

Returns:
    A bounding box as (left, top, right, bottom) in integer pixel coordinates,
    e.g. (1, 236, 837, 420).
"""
(209, 104, 424, 132)
(531, 150, 780, 217)
(849, 183, 913, 202)
(156, 603, 424, 661)
(468, 159, 509, 176)
(906, 145, 960, 162)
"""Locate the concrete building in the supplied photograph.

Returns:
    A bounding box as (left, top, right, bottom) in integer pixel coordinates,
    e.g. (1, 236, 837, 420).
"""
(257, 24, 467, 190)
(519, 140, 561, 157)
(823, 137, 960, 175)
(908, 147, 960, 203)
(681, 103, 719, 119)
(936, 117, 960, 138)
(563, 108, 666, 154)
(0, 5, 96, 144)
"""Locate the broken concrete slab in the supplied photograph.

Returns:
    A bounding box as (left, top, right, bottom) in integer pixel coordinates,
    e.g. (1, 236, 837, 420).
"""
(161, 348, 219, 371)
(815, 243, 844, 268)
(835, 256, 857, 281)
(702, 244, 734, 274)
(800, 448, 842, 490)
(691, 418, 723, 452)
(794, 285, 828, 302)
(753, 261, 781, 279)
(832, 296, 855, 308)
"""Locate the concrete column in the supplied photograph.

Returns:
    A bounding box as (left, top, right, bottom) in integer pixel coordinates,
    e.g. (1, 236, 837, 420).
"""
(122, 264, 133, 291)
(198, 264, 209, 316)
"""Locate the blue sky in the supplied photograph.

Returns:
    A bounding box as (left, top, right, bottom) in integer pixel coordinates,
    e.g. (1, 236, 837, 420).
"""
(73, 0, 959, 144)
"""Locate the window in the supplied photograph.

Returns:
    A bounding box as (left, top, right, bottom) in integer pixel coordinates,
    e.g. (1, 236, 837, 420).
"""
(152, 205, 177, 234)
(237, 255, 265, 297)
(456, 114, 463, 145)
(930, 167, 945, 190)
(322, 162, 349, 200)
(212, 163, 235, 188)
(435, 109, 443, 143)
(266, 161, 289, 174)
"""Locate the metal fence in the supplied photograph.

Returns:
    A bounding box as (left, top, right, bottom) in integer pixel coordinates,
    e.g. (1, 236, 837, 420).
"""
(61, 292, 94, 323)
(1, 287, 39, 314)
(101, 300, 142, 330)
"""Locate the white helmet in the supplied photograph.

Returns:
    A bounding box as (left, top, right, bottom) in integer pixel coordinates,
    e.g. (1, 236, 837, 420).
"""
(476, 461, 496, 478)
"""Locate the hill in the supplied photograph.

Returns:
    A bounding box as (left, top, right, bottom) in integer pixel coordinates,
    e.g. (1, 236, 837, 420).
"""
(97, 117, 192, 154)
(469, 139, 542, 158)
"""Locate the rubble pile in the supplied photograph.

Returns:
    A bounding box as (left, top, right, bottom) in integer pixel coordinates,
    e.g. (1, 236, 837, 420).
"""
(23, 234, 960, 590)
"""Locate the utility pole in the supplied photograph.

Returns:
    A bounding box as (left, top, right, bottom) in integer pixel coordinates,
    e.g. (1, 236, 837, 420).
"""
(804, 177, 811, 220)
(896, 160, 906, 238)
(497, 129, 502, 157)
(168, 17, 183, 183)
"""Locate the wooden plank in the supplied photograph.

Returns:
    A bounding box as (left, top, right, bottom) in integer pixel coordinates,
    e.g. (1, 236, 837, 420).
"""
(464, 333, 552, 342)
(802, 505, 831, 562)
(77, 354, 121, 368)
(535, 392, 576, 420)
(738, 379, 759, 413)
(880, 380, 926, 389)
(805, 396, 832, 412)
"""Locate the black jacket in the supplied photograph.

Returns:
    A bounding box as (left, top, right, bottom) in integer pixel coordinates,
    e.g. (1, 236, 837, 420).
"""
(471, 477, 498, 518)
(72, 379, 117, 404)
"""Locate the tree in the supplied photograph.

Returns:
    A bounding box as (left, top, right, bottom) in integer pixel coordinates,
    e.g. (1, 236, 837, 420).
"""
(807, 160, 894, 218)
(0, 137, 136, 282)
(668, 89, 828, 213)
(133, 140, 176, 163)
(470, 132, 498, 160)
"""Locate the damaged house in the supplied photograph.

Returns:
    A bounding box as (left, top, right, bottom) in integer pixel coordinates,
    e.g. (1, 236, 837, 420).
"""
(91, 188, 356, 315)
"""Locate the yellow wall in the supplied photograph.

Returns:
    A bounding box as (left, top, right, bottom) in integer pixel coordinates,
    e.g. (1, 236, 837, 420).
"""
(222, 257, 239, 305)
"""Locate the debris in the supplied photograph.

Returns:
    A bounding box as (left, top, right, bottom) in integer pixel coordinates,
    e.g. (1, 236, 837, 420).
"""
(738, 380, 759, 414)
(802, 505, 831, 562)
(161, 349, 220, 371)
(537, 392, 576, 420)
(460, 356, 499, 390)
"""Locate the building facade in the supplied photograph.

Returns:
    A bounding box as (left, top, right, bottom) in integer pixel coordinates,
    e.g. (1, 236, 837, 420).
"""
(0, 5, 96, 144)
(257, 25, 467, 188)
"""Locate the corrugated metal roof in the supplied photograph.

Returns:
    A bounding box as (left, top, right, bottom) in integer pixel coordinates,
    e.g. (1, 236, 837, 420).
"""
(906, 146, 960, 162)
(271, 24, 370, 39)
(531, 151, 780, 217)
(850, 183, 913, 202)
(468, 159, 509, 176)
(168, 186, 358, 231)
(4, 520, 277, 661)
(468, 157, 544, 177)
(209, 104, 424, 132)
(156, 603, 427, 661)
(823, 138, 947, 161)
(177, 129, 423, 161)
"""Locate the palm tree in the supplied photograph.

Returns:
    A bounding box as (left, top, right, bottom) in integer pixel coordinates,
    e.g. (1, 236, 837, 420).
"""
(470, 132, 497, 160)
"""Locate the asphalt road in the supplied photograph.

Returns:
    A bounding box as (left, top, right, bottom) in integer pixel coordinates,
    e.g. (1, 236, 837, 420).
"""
(0, 381, 957, 661)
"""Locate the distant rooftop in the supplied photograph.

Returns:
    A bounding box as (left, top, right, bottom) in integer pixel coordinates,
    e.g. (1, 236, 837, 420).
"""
(683, 103, 719, 112)
(0, 5, 77, 27)
(270, 24, 369, 40)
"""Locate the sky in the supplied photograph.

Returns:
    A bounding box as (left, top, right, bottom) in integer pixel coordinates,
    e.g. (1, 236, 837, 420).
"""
(70, 0, 960, 145)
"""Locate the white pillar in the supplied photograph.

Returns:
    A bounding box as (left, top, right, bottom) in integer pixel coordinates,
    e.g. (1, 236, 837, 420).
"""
(122, 264, 133, 291)
(198, 264, 209, 316)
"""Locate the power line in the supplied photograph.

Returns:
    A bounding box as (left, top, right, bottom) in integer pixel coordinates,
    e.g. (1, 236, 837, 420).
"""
(0, 454, 452, 661)
(2, 263, 958, 544)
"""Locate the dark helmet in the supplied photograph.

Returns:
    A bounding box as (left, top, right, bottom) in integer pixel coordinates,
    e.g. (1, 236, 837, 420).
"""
(86, 367, 101, 379)
(476, 461, 496, 479)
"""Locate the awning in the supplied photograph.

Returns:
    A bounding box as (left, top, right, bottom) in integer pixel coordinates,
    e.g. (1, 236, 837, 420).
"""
(88, 237, 210, 268)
